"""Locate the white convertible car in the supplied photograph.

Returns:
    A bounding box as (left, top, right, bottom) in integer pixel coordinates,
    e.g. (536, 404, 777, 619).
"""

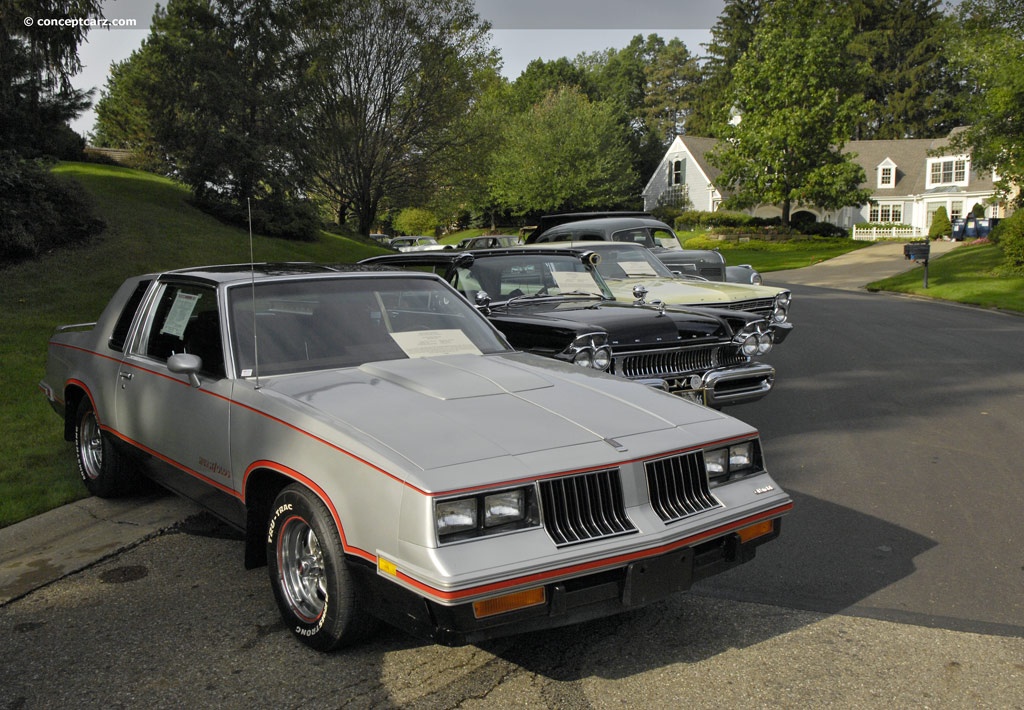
(41, 263, 791, 651)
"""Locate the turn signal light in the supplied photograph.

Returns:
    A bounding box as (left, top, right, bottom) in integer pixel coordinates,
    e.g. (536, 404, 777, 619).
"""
(736, 519, 775, 543)
(472, 587, 546, 618)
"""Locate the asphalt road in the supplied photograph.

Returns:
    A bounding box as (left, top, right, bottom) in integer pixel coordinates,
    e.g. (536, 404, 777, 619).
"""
(2, 247, 1023, 708)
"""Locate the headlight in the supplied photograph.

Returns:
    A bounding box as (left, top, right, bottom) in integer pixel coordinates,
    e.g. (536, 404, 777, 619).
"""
(566, 333, 612, 371)
(704, 439, 762, 483)
(772, 291, 792, 323)
(435, 487, 539, 544)
(757, 332, 773, 355)
(739, 333, 759, 357)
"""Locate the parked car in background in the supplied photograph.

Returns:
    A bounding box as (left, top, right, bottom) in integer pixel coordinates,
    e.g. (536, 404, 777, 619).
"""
(524, 212, 763, 284)
(389, 236, 450, 252)
(41, 263, 791, 651)
(362, 248, 779, 407)
(456, 235, 520, 250)
(527, 242, 792, 342)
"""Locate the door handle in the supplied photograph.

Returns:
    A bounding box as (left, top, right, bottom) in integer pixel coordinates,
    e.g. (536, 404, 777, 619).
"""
(118, 371, 134, 381)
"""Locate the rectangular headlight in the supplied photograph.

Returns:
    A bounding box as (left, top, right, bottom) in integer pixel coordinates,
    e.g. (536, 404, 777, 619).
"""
(435, 498, 477, 536)
(704, 439, 762, 483)
(435, 486, 539, 544)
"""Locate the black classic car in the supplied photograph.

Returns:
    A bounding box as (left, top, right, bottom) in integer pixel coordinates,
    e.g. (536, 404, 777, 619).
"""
(361, 248, 778, 407)
(523, 212, 763, 284)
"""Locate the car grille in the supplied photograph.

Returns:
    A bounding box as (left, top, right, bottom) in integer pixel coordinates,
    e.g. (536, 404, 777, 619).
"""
(616, 345, 745, 379)
(645, 452, 722, 523)
(721, 298, 776, 318)
(539, 469, 637, 546)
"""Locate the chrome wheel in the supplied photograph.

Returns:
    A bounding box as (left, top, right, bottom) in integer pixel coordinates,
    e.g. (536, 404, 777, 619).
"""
(77, 408, 103, 480)
(278, 517, 327, 622)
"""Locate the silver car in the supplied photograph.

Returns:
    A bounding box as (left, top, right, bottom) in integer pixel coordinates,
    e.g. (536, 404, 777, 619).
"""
(40, 263, 792, 651)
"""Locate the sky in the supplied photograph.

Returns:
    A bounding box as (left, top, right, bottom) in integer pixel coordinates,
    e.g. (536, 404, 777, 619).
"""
(65, 0, 721, 136)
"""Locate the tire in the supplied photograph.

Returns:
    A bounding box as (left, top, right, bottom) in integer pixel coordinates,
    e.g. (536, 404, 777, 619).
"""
(74, 398, 136, 498)
(266, 484, 377, 651)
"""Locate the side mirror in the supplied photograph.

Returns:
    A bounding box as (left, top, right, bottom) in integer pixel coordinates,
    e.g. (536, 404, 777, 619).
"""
(168, 353, 203, 388)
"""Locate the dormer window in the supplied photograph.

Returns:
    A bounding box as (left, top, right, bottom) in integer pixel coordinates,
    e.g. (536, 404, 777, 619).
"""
(877, 158, 896, 188)
(928, 157, 968, 187)
(669, 159, 686, 186)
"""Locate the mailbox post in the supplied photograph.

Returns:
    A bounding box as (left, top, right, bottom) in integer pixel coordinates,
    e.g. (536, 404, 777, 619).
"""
(903, 240, 931, 288)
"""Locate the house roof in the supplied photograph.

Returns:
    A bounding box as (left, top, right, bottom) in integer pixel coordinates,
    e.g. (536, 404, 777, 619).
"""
(666, 129, 995, 199)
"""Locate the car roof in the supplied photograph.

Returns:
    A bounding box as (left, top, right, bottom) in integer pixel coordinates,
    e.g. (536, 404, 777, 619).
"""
(157, 262, 410, 286)
(543, 216, 673, 233)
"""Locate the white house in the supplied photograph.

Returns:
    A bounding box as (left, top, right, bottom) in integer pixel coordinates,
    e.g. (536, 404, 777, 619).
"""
(642, 129, 1009, 238)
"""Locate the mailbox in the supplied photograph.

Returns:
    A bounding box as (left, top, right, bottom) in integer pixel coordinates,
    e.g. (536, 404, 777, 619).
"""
(903, 240, 930, 262)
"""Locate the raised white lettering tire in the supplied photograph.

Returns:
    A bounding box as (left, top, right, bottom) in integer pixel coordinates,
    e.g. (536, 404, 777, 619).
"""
(266, 484, 376, 651)
(74, 398, 136, 498)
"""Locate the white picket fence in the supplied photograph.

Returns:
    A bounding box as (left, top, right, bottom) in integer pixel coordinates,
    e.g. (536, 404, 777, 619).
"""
(852, 224, 925, 241)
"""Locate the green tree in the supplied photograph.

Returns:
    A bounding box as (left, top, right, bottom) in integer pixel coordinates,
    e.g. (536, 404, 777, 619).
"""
(687, 0, 764, 137)
(848, 0, 966, 139)
(641, 37, 703, 146)
(293, 0, 493, 235)
(1, 0, 100, 157)
(488, 87, 637, 215)
(949, 0, 1024, 207)
(393, 207, 439, 236)
(708, 0, 872, 224)
(91, 42, 164, 170)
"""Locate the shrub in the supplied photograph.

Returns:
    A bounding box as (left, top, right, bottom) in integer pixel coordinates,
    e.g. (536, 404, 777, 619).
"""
(797, 221, 848, 238)
(195, 194, 321, 242)
(394, 207, 439, 237)
(0, 154, 105, 263)
(929, 206, 952, 240)
(995, 210, 1024, 274)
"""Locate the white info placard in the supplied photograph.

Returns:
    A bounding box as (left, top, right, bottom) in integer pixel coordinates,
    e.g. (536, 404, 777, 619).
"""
(160, 292, 200, 338)
(619, 260, 658, 276)
(390, 329, 481, 358)
(551, 271, 599, 293)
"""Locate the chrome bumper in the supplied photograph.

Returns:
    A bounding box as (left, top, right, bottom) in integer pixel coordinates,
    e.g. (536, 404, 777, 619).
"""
(701, 361, 775, 407)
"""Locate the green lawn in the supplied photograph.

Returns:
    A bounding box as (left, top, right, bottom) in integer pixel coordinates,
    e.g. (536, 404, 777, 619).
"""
(677, 232, 875, 272)
(0, 162, 389, 528)
(867, 242, 1024, 312)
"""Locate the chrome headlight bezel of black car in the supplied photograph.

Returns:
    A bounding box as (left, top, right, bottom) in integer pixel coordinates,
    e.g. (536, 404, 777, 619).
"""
(733, 323, 773, 357)
(772, 291, 792, 323)
(564, 332, 613, 371)
(703, 438, 764, 486)
(434, 486, 541, 545)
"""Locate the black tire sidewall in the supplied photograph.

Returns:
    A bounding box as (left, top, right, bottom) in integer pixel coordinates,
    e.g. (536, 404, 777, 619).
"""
(74, 398, 119, 498)
(266, 484, 361, 652)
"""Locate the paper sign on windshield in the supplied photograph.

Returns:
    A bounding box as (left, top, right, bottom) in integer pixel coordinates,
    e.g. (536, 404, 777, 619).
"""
(391, 329, 481, 358)
(160, 292, 200, 338)
(620, 261, 658, 276)
(551, 271, 599, 293)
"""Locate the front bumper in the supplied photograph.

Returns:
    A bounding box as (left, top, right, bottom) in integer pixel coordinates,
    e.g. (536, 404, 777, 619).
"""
(352, 517, 783, 646)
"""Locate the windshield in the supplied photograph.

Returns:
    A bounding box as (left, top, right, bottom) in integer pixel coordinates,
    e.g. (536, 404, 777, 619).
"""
(452, 254, 613, 304)
(588, 245, 678, 280)
(229, 275, 509, 376)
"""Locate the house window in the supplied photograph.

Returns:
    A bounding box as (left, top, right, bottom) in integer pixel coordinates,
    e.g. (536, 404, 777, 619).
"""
(670, 159, 685, 186)
(930, 159, 967, 186)
(950, 201, 963, 221)
(870, 203, 903, 223)
(880, 166, 893, 187)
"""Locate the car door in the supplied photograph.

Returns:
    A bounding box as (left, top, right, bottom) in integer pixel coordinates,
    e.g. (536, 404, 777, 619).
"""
(114, 279, 240, 522)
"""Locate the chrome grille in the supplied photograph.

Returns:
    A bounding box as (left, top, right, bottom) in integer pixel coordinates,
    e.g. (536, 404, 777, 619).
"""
(539, 469, 637, 546)
(616, 345, 718, 379)
(721, 298, 775, 318)
(646, 452, 721, 523)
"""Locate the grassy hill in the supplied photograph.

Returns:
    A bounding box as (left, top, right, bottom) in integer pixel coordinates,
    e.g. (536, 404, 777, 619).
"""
(0, 162, 389, 527)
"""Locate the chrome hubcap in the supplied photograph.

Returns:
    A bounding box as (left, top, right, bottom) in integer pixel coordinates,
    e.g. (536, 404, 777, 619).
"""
(279, 518, 326, 621)
(79, 412, 103, 479)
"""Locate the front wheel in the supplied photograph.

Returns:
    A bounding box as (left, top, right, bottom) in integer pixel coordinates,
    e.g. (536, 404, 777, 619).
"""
(74, 398, 136, 498)
(266, 484, 377, 651)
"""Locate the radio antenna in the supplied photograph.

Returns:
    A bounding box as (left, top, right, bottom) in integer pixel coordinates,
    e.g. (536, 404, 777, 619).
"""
(248, 198, 261, 390)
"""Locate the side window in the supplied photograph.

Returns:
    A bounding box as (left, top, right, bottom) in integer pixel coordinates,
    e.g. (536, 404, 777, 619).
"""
(108, 280, 152, 352)
(140, 283, 224, 377)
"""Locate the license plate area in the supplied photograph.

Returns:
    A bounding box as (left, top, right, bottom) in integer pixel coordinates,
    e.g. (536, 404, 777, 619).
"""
(621, 548, 694, 607)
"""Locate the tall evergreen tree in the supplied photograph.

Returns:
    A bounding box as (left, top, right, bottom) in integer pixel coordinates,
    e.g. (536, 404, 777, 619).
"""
(709, 0, 872, 223)
(687, 0, 764, 137)
(1, 0, 100, 157)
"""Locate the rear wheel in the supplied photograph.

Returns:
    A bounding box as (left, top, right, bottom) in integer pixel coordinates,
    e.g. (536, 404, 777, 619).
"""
(74, 398, 136, 498)
(267, 484, 377, 651)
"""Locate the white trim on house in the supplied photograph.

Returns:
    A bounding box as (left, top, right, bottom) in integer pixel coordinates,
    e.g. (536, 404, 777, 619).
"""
(643, 129, 1008, 239)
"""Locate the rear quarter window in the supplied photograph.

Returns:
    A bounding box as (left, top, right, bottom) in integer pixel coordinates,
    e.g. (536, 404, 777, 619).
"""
(108, 280, 152, 352)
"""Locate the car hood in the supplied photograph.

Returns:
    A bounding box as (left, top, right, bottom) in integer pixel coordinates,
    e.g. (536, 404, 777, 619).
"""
(604, 277, 782, 306)
(489, 301, 726, 345)
(258, 352, 723, 475)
